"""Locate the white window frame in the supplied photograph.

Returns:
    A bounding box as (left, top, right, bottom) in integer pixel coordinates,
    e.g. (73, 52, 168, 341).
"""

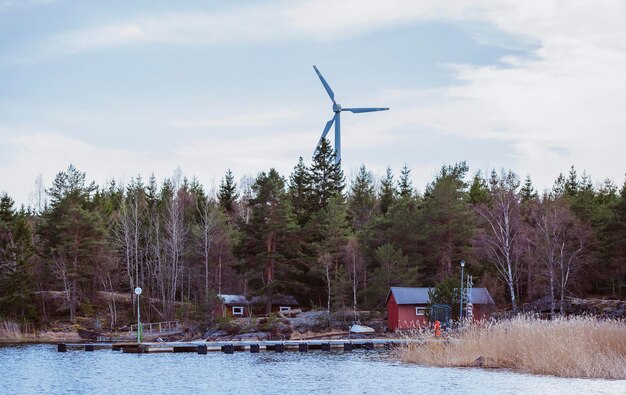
(232, 306, 244, 316)
(279, 306, 291, 313)
(415, 307, 426, 316)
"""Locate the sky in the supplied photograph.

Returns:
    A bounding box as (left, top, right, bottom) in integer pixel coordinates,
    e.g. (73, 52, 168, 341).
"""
(1, 0, 625, 205)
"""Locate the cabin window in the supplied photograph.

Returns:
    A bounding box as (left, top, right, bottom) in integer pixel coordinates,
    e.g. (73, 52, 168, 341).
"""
(279, 306, 291, 313)
(415, 307, 426, 316)
(232, 306, 244, 316)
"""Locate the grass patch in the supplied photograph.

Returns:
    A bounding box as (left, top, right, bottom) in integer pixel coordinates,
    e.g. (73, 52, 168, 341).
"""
(398, 315, 626, 379)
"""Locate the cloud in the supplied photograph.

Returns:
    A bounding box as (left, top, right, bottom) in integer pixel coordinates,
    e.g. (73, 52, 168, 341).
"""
(171, 109, 305, 129)
(0, 0, 54, 13)
(0, 123, 318, 204)
(7, 1, 500, 62)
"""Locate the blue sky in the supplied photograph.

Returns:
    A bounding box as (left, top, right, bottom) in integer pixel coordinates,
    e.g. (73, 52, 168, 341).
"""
(1, 0, 625, 205)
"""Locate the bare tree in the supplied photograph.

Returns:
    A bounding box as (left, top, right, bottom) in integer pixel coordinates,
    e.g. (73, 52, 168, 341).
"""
(474, 170, 524, 311)
(114, 187, 145, 315)
(317, 253, 335, 314)
(195, 197, 219, 302)
(531, 197, 588, 316)
(344, 237, 364, 319)
(162, 192, 187, 319)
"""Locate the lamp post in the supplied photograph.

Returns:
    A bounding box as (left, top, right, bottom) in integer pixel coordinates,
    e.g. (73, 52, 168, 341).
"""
(134, 287, 142, 343)
(459, 260, 465, 324)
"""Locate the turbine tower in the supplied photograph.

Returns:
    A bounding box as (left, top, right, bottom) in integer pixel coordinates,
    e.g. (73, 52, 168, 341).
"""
(313, 65, 389, 164)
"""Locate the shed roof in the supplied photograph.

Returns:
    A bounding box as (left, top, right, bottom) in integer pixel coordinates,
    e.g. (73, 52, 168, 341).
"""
(218, 294, 249, 305)
(251, 295, 299, 306)
(386, 287, 495, 305)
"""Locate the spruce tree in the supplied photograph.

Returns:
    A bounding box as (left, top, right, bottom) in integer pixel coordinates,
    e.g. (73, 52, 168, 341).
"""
(468, 171, 489, 204)
(288, 157, 311, 227)
(398, 164, 413, 198)
(520, 175, 538, 203)
(309, 138, 344, 213)
(0, 196, 37, 323)
(218, 169, 239, 213)
(347, 164, 377, 230)
(379, 166, 396, 215)
(564, 165, 578, 197)
(552, 172, 566, 197)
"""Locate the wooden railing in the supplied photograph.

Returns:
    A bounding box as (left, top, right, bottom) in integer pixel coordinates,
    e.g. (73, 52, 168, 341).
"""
(130, 321, 180, 334)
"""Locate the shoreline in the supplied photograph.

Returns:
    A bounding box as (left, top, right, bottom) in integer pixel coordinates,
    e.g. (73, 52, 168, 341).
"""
(397, 315, 626, 380)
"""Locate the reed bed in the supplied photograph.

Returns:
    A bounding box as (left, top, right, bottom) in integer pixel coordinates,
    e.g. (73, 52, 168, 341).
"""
(0, 320, 81, 343)
(398, 315, 626, 379)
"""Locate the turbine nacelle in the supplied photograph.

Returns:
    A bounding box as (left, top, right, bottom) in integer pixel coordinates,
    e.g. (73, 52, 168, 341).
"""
(313, 65, 389, 164)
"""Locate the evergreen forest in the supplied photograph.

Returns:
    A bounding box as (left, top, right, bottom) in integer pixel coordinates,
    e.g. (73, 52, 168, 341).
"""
(1, 139, 625, 328)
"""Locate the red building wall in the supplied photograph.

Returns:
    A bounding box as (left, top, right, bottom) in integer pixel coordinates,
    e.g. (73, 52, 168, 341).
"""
(397, 304, 428, 329)
(387, 295, 428, 330)
(387, 294, 399, 330)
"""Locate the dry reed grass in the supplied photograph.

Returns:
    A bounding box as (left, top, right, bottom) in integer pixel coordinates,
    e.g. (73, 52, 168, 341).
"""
(398, 315, 626, 379)
(0, 320, 81, 343)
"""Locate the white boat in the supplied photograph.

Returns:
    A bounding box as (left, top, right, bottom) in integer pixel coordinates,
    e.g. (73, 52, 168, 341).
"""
(349, 324, 375, 333)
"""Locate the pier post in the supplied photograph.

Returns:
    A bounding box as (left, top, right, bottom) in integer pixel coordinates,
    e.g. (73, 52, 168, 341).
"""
(197, 345, 208, 355)
(343, 343, 353, 352)
(321, 342, 331, 352)
(222, 344, 234, 354)
(57, 344, 67, 352)
(275, 343, 285, 353)
(84, 345, 95, 352)
(250, 344, 260, 353)
(112, 345, 122, 351)
(298, 343, 308, 353)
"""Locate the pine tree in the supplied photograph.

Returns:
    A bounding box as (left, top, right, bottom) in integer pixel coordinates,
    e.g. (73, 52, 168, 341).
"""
(421, 161, 474, 280)
(398, 164, 413, 198)
(379, 166, 396, 215)
(40, 165, 109, 322)
(241, 169, 298, 313)
(218, 169, 238, 213)
(309, 138, 344, 213)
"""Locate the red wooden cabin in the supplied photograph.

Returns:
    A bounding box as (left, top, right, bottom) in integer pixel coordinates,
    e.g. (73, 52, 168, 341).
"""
(386, 287, 495, 330)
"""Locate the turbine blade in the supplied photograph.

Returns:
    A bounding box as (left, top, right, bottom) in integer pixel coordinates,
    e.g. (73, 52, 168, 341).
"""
(342, 107, 389, 113)
(313, 65, 336, 104)
(314, 115, 336, 154)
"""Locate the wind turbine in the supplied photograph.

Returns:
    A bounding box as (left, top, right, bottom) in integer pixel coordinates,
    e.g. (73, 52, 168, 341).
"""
(313, 65, 389, 164)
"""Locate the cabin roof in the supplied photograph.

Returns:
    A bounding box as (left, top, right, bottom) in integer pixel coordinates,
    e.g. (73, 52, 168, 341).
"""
(386, 287, 495, 305)
(218, 294, 248, 305)
(251, 295, 299, 306)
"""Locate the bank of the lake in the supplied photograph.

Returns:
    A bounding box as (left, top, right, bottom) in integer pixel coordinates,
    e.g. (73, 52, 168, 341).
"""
(1, 344, 624, 395)
(399, 315, 626, 380)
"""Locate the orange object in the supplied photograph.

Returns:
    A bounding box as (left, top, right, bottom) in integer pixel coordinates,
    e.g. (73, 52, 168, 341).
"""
(434, 320, 441, 337)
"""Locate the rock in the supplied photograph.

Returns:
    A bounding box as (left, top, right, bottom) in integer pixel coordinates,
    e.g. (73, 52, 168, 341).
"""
(288, 311, 330, 333)
(205, 330, 229, 339)
(233, 332, 270, 341)
(502, 297, 626, 320)
(472, 356, 485, 367)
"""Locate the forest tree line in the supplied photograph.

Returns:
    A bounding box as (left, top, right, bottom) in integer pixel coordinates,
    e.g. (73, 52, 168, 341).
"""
(1, 139, 625, 327)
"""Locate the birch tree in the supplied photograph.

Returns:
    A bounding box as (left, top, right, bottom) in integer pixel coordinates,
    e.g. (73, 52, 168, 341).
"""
(474, 170, 523, 311)
(531, 197, 588, 316)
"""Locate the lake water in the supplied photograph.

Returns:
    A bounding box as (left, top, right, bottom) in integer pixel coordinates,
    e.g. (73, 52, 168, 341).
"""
(0, 344, 623, 394)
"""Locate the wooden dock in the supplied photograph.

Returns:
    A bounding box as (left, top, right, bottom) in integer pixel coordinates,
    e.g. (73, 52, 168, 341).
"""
(56, 338, 416, 354)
